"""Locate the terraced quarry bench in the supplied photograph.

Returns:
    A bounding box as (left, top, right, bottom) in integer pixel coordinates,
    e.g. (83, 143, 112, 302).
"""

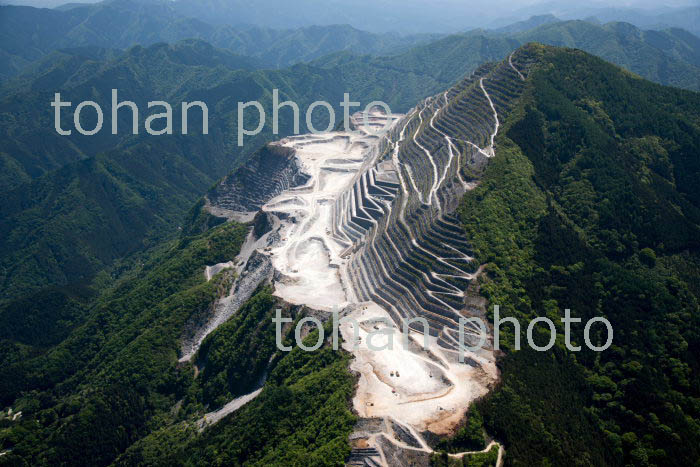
(196, 49, 535, 466)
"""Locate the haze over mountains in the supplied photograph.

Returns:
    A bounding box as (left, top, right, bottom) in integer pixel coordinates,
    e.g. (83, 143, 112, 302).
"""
(0, 1, 699, 466)
(3, 0, 700, 35)
(3, 0, 700, 90)
(0, 0, 441, 80)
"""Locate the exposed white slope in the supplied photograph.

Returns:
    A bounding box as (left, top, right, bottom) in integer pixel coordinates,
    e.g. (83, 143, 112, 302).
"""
(204, 261, 234, 281)
(261, 113, 495, 436)
(259, 103, 501, 462)
(263, 112, 399, 311)
(180, 217, 277, 363)
(197, 387, 264, 430)
(340, 303, 496, 434)
(481, 77, 500, 154)
(194, 73, 507, 461)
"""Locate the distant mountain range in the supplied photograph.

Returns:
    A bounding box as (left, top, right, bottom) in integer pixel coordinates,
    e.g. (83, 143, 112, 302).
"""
(513, 20, 700, 90)
(0, 0, 440, 80)
(502, 2, 700, 37)
(491, 13, 561, 34)
(3, 0, 700, 35)
(2, 0, 699, 95)
(314, 18, 700, 108)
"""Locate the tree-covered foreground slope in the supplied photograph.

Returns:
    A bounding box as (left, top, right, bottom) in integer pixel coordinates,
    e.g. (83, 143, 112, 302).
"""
(0, 219, 244, 463)
(0, 213, 356, 465)
(117, 327, 356, 467)
(315, 18, 700, 111)
(458, 44, 700, 466)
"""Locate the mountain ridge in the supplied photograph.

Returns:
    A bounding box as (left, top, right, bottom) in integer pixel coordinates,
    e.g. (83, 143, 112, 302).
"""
(0, 1, 440, 80)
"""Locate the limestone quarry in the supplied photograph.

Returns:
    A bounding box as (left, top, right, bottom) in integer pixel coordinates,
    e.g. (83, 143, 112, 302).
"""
(189, 50, 534, 466)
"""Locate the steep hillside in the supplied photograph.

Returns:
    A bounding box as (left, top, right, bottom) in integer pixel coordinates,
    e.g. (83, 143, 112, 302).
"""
(0, 40, 350, 303)
(0, 202, 355, 466)
(185, 43, 700, 466)
(0, 0, 209, 78)
(0, 39, 259, 184)
(458, 44, 700, 466)
(314, 19, 700, 111)
(1, 22, 699, 463)
(516, 20, 700, 91)
(0, 220, 248, 463)
(171, 46, 533, 466)
(7, 17, 698, 316)
(0, 32, 522, 305)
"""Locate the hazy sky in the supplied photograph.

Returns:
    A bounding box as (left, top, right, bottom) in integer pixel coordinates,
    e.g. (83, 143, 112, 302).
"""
(2, 0, 698, 34)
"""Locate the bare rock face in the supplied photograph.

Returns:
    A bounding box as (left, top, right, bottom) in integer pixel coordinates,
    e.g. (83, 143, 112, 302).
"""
(190, 50, 535, 465)
(336, 50, 533, 463)
(207, 143, 310, 214)
(376, 435, 431, 467)
(179, 250, 274, 362)
(253, 210, 273, 239)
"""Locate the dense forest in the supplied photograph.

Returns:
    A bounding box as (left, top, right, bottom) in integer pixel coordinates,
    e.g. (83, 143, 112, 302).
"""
(0, 213, 356, 466)
(0, 220, 247, 464)
(458, 44, 700, 466)
(119, 325, 357, 466)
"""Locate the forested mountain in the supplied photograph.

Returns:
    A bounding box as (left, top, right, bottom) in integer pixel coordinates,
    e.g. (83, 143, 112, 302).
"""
(314, 18, 700, 106)
(0, 38, 357, 305)
(5, 0, 700, 35)
(577, 5, 700, 37)
(0, 39, 259, 183)
(515, 20, 700, 91)
(1, 43, 698, 466)
(1, 0, 700, 461)
(2, 5, 699, 313)
(492, 13, 560, 34)
(2, 9, 700, 358)
(169, 0, 487, 33)
(4, 0, 699, 92)
(458, 44, 700, 466)
(0, 31, 511, 308)
(168, 0, 700, 36)
(0, 157, 355, 466)
(650, 5, 700, 36)
(491, 3, 700, 37)
(0, 0, 438, 80)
